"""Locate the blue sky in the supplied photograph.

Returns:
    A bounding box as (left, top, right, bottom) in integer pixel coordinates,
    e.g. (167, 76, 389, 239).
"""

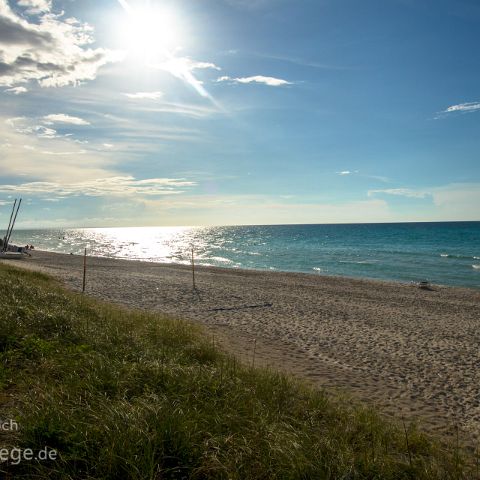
(0, 0, 479, 227)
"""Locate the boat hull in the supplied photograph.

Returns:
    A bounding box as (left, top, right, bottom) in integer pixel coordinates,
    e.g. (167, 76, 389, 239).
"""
(0, 252, 25, 260)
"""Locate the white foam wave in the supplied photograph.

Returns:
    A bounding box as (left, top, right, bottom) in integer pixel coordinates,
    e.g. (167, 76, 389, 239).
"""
(473, 265, 480, 270)
(441, 253, 480, 260)
(210, 256, 233, 264)
(339, 260, 375, 265)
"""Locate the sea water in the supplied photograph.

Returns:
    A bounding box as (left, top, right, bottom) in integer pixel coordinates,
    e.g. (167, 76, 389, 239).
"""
(8, 222, 480, 288)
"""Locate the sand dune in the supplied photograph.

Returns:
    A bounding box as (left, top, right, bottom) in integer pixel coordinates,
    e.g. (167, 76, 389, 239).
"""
(5, 250, 480, 444)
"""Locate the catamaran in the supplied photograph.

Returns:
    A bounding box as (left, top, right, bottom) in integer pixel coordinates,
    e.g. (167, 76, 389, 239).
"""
(0, 198, 30, 259)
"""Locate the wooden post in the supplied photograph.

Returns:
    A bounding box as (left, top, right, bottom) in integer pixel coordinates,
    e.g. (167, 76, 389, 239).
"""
(191, 245, 196, 289)
(82, 248, 87, 293)
(402, 417, 412, 467)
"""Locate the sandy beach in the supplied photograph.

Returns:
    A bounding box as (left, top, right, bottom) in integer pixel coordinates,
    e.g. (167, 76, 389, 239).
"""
(4, 250, 480, 444)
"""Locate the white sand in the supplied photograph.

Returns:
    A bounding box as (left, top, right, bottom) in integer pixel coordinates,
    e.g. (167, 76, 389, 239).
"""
(4, 250, 480, 443)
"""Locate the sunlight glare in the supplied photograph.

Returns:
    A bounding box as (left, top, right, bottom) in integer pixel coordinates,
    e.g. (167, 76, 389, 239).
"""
(119, 5, 181, 60)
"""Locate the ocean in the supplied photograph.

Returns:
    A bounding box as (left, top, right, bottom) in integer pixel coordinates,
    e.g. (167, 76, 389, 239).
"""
(8, 222, 480, 289)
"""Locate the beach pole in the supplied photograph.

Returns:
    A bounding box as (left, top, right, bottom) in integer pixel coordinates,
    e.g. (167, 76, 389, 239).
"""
(191, 245, 196, 289)
(402, 417, 412, 467)
(82, 248, 87, 293)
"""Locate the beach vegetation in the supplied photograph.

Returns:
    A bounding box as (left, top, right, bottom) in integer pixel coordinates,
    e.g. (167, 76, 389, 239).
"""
(0, 264, 475, 479)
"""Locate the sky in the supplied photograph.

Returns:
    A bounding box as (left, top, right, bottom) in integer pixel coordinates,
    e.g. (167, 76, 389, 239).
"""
(0, 0, 479, 227)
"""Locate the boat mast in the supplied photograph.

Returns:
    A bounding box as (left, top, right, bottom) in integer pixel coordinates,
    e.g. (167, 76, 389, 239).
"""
(4, 198, 22, 252)
(2, 198, 17, 251)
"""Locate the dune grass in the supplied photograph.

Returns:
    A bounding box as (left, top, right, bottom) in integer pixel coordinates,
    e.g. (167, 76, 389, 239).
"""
(0, 263, 475, 479)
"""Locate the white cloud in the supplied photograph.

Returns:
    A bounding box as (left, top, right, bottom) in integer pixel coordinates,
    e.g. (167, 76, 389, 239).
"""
(124, 91, 164, 100)
(17, 0, 52, 14)
(4, 86, 28, 94)
(40, 149, 86, 156)
(5, 117, 61, 138)
(0, 0, 122, 88)
(5, 116, 25, 128)
(43, 114, 90, 125)
(0, 176, 196, 197)
(368, 188, 429, 199)
(35, 125, 57, 138)
(217, 75, 292, 86)
(337, 170, 351, 175)
(103, 143, 114, 148)
(444, 102, 480, 113)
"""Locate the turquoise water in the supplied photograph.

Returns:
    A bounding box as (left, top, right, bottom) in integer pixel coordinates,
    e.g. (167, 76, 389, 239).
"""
(8, 222, 480, 288)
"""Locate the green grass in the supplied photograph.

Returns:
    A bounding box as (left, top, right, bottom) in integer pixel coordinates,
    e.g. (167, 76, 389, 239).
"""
(0, 263, 475, 479)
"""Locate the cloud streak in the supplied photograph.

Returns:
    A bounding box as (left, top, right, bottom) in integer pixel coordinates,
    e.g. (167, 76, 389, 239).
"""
(368, 188, 429, 199)
(443, 102, 480, 113)
(0, 176, 196, 197)
(217, 75, 292, 86)
(152, 57, 221, 99)
(4, 86, 27, 94)
(124, 91, 164, 100)
(43, 114, 90, 125)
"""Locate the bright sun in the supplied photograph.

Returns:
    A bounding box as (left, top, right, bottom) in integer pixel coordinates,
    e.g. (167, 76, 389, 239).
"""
(119, 5, 181, 60)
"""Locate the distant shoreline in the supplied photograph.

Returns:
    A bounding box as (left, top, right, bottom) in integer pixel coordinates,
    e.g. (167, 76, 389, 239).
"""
(11, 219, 480, 230)
(5, 249, 480, 445)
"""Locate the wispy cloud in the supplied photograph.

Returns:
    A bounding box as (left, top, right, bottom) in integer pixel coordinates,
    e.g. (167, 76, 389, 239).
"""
(6, 116, 90, 140)
(443, 102, 480, 113)
(2, 111, 207, 187)
(335, 170, 389, 183)
(1, 115, 115, 181)
(43, 114, 90, 126)
(369, 183, 480, 221)
(0, 176, 196, 197)
(224, 49, 350, 71)
(125, 101, 220, 118)
(6, 117, 62, 138)
(4, 86, 28, 94)
(124, 91, 164, 100)
(368, 188, 429, 199)
(0, 0, 122, 88)
(217, 75, 292, 86)
(152, 57, 221, 99)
